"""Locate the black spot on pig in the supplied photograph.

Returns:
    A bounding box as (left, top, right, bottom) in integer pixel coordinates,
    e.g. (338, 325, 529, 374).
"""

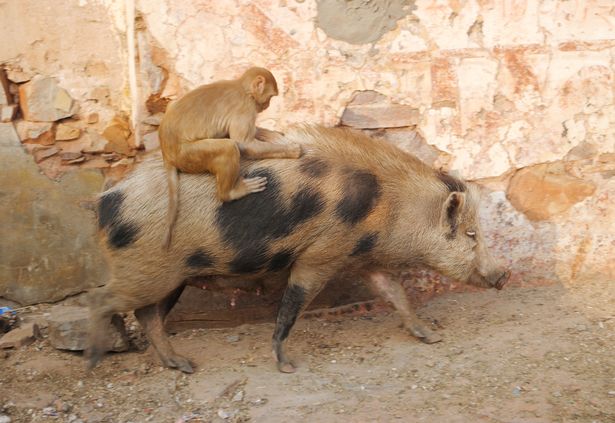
(98, 190, 139, 249)
(230, 247, 270, 274)
(350, 232, 378, 256)
(335, 169, 381, 225)
(299, 157, 330, 178)
(217, 169, 325, 248)
(108, 223, 139, 249)
(437, 171, 466, 193)
(186, 249, 215, 268)
(268, 249, 295, 271)
(98, 190, 124, 229)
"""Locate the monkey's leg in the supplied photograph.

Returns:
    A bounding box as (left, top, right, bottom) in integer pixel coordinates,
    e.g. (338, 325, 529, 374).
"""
(177, 138, 267, 201)
(237, 140, 302, 160)
(367, 272, 442, 344)
(134, 285, 194, 373)
(272, 265, 332, 373)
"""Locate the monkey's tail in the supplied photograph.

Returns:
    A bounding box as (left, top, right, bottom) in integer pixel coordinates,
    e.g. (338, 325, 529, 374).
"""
(163, 165, 179, 250)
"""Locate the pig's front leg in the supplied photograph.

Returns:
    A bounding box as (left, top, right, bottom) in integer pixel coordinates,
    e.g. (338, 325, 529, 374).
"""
(272, 264, 333, 373)
(367, 272, 442, 344)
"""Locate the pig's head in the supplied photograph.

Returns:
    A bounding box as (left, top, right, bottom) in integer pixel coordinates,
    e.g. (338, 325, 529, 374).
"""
(425, 183, 509, 290)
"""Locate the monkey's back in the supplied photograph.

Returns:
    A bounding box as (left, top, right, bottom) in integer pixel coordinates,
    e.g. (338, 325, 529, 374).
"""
(159, 80, 254, 156)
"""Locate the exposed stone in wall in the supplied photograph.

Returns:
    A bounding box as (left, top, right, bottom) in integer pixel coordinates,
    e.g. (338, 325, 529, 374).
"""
(341, 90, 419, 129)
(19, 76, 79, 122)
(507, 162, 596, 221)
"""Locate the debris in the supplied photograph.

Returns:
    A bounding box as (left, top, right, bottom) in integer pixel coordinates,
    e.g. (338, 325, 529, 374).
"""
(0, 322, 40, 349)
(0, 414, 11, 423)
(512, 386, 521, 396)
(55, 124, 81, 141)
(47, 306, 129, 352)
(219, 378, 248, 400)
(42, 407, 58, 417)
(231, 390, 244, 402)
(216, 409, 237, 420)
(0, 307, 14, 316)
(226, 334, 240, 343)
(19, 75, 79, 121)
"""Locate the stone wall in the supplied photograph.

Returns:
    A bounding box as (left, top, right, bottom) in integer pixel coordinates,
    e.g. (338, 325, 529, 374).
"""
(1, 0, 613, 307)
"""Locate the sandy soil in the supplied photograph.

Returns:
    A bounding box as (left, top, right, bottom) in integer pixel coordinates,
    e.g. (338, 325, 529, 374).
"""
(1, 276, 614, 423)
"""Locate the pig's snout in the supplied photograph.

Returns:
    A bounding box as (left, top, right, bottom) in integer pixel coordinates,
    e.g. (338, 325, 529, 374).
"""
(469, 268, 510, 290)
(489, 270, 510, 290)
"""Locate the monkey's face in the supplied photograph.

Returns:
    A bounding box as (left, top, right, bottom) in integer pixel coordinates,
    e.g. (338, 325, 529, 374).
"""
(256, 88, 277, 112)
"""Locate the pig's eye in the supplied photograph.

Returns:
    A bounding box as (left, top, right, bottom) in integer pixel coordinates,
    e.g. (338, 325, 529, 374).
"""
(466, 230, 476, 239)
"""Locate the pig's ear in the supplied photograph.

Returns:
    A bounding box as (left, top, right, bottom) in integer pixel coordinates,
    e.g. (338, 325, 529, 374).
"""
(440, 191, 466, 238)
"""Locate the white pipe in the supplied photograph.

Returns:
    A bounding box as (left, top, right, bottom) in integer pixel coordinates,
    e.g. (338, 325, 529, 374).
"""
(125, 0, 141, 147)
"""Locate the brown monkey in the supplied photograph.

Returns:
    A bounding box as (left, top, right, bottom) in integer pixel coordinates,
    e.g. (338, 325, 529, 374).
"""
(159, 67, 301, 249)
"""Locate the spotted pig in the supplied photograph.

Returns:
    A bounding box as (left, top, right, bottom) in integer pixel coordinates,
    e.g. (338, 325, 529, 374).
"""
(87, 126, 509, 374)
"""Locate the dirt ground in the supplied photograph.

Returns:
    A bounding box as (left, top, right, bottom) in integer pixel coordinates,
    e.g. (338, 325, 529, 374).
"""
(1, 276, 614, 423)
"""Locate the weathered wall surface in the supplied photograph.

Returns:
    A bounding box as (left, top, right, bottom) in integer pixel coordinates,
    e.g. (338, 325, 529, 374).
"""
(1, 0, 613, 307)
(0, 123, 108, 305)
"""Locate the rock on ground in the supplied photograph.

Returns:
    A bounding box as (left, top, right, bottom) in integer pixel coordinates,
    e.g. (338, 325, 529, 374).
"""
(47, 305, 129, 352)
(0, 323, 40, 349)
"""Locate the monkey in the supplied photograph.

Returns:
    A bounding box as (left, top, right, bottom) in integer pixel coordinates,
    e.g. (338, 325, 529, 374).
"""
(159, 67, 302, 249)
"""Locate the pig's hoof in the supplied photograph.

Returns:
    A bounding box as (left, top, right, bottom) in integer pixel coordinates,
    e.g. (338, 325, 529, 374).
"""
(409, 326, 442, 344)
(419, 332, 443, 344)
(277, 361, 297, 373)
(165, 355, 194, 374)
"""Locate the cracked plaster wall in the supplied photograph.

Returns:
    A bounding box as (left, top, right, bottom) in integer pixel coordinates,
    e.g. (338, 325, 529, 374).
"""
(1, 0, 614, 305)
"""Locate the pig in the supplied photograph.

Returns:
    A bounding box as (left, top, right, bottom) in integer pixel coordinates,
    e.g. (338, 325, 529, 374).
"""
(87, 125, 509, 374)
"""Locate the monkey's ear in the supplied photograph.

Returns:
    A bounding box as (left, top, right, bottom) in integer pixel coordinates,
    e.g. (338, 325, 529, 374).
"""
(252, 75, 266, 96)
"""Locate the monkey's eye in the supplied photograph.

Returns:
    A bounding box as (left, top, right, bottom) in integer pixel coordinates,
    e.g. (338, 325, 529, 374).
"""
(466, 230, 476, 239)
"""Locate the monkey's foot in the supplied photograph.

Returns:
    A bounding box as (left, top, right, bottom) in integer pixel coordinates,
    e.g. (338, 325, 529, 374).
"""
(287, 143, 303, 159)
(244, 176, 268, 193)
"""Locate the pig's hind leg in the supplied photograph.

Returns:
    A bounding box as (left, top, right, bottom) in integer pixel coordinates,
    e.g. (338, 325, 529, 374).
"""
(86, 272, 185, 372)
(368, 272, 442, 344)
(134, 285, 194, 373)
